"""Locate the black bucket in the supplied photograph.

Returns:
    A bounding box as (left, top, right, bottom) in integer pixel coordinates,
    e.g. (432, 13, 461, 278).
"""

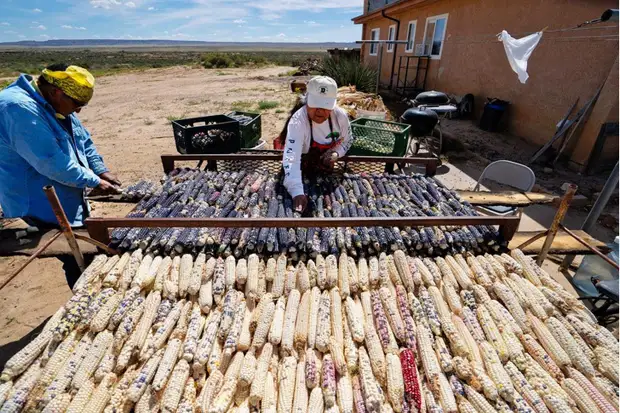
(479, 98, 509, 132)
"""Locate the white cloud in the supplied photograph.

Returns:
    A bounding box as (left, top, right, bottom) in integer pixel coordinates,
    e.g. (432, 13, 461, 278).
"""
(125, 1, 136, 7)
(260, 12, 282, 21)
(276, 32, 286, 37)
(148, 6, 155, 10)
(62, 25, 73, 29)
(39, 34, 50, 39)
(76, 26, 87, 30)
(90, 0, 121, 9)
(4, 30, 17, 34)
(33, 8, 42, 12)
(304, 20, 317, 25)
(32, 25, 46, 30)
(233, 19, 247, 24)
(1, 22, 10, 26)
(18, 35, 26, 38)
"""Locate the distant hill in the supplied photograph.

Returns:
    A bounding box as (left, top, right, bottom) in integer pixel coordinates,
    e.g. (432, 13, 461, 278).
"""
(0, 39, 360, 49)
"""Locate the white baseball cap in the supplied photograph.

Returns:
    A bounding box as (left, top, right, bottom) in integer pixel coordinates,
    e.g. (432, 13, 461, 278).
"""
(307, 76, 338, 110)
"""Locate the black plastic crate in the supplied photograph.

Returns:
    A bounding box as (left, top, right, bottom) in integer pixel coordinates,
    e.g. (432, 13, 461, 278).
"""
(172, 114, 241, 154)
(227, 111, 261, 148)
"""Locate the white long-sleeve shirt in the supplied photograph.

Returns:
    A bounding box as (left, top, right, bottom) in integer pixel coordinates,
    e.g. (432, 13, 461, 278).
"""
(282, 105, 353, 198)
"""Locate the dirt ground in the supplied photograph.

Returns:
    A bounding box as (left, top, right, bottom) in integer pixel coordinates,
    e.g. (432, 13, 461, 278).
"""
(1, 65, 617, 349)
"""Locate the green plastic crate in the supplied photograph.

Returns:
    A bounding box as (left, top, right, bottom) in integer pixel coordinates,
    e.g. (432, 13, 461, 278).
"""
(349, 118, 411, 157)
(227, 111, 261, 148)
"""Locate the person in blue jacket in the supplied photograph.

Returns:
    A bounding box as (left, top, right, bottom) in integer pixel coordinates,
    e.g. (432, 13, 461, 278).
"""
(0, 63, 121, 227)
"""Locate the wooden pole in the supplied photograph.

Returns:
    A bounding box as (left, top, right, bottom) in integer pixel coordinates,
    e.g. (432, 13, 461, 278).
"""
(536, 183, 577, 266)
(559, 224, 619, 270)
(43, 186, 86, 272)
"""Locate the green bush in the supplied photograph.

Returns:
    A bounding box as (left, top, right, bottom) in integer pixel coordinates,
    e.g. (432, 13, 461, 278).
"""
(258, 100, 279, 110)
(320, 56, 377, 93)
(202, 53, 236, 69)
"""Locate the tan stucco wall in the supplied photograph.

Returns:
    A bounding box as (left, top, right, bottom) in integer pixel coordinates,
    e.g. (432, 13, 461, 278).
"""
(359, 0, 619, 165)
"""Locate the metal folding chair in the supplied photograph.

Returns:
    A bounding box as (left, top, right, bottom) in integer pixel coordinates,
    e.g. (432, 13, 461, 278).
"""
(473, 160, 536, 216)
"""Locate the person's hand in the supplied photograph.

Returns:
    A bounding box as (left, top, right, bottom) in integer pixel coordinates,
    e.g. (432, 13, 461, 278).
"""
(96, 179, 121, 194)
(293, 195, 308, 213)
(99, 172, 122, 187)
(321, 151, 338, 168)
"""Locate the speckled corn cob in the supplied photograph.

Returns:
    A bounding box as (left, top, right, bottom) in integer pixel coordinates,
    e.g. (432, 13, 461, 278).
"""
(161, 359, 190, 413)
(418, 287, 442, 337)
(371, 290, 399, 354)
(476, 304, 507, 362)
(567, 367, 618, 413)
(249, 342, 273, 406)
(321, 354, 337, 408)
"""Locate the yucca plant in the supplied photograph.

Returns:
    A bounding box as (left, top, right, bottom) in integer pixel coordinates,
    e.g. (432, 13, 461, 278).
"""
(320, 56, 378, 93)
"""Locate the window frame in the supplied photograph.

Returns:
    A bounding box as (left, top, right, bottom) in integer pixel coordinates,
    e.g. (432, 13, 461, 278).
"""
(387, 24, 396, 53)
(405, 20, 417, 53)
(369, 28, 380, 56)
(422, 13, 449, 59)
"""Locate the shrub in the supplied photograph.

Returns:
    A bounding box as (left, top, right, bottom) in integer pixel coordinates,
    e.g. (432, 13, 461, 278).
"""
(202, 53, 236, 69)
(258, 100, 279, 110)
(320, 56, 378, 93)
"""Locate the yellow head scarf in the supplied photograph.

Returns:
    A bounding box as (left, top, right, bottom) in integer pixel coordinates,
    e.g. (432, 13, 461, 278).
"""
(41, 65, 95, 105)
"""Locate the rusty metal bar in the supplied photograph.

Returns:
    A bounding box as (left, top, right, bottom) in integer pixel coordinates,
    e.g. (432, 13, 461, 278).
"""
(0, 230, 63, 292)
(559, 224, 619, 270)
(73, 234, 120, 255)
(536, 183, 577, 266)
(160, 153, 439, 175)
(85, 215, 520, 245)
(43, 186, 86, 272)
(515, 230, 549, 251)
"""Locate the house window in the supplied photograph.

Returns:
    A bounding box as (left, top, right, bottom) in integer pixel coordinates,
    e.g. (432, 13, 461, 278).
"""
(405, 20, 416, 53)
(422, 13, 448, 59)
(387, 25, 395, 53)
(369, 28, 380, 56)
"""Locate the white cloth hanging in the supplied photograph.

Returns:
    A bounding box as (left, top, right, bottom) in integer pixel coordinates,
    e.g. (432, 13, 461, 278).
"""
(498, 29, 543, 84)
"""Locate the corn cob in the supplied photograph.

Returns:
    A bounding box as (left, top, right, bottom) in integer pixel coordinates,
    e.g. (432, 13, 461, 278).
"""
(314, 254, 327, 290)
(445, 255, 473, 290)
(594, 346, 619, 384)
(452, 313, 482, 366)
(257, 259, 267, 298)
(384, 353, 404, 412)
(463, 383, 496, 413)
(541, 394, 573, 413)
(260, 370, 277, 413)
(460, 290, 476, 311)
(566, 313, 617, 351)
(293, 290, 311, 351)
(64, 378, 94, 413)
(318, 353, 336, 409)
(159, 359, 190, 413)
(457, 397, 478, 413)
(412, 257, 434, 287)
(72, 330, 114, 389)
(104, 363, 137, 413)
(217, 289, 239, 341)
(153, 255, 172, 292)
(391, 251, 413, 291)
(271, 255, 287, 298)
(177, 254, 194, 298)
(1, 328, 52, 381)
(337, 253, 351, 299)
(163, 256, 180, 299)
(183, 304, 205, 362)
(471, 284, 491, 304)
(235, 302, 254, 352)
(459, 307, 486, 344)
(73, 254, 109, 292)
(223, 299, 245, 355)
(132, 253, 154, 289)
(2, 358, 43, 413)
(305, 287, 321, 350)
(368, 256, 380, 288)
(198, 369, 223, 413)
(545, 316, 597, 377)
(176, 377, 197, 413)
(466, 255, 493, 290)
(354, 258, 368, 293)
(199, 280, 213, 313)
(398, 349, 421, 413)
(435, 337, 454, 373)
(567, 367, 617, 413)
(422, 381, 442, 413)
(208, 352, 242, 413)
(326, 255, 338, 289)
(249, 343, 273, 406)
(378, 287, 406, 345)
(555, 315, 596, 364)
(151, 337, 182, 391)
(418, 287, 442, 337)
(589, 375, 618, 407)
(527, 313, 571, 369)
(561, 378, 600, 413)
(250, 292, 272, 334)
(496, 253, 521, 275)
(346, 255, 360, 294)
(518, 333, 564, 381)
(266, 296, 285, 347)
(417, 324, 441, 387)
(342, 314, 358, 373)
(53, 290, 94, 341)
(277, 356, 297, 413)
(291, 358, 308, 413)
(341, 297, 364, 344)
(504, 361, 550, 413)
(302, 348, 319, 389)
(440, 282, 462, 316)
(452, 356, 473, 382)
(479, 340, 515, 402)
(522, 354, 572, 405)
(336, 372, 353, 413)
(285, 265, 297, 297)
(372, 290, 399, 354)
(212, 258, 226, 304)
(487, 299, 524, 336)
(85, 372, 117, 413)
(112, 295, 145, 353)
(315, 291, 332, 353)
(476, 304, 508, 362)
(103, 253, 130, 288)
(510, 249, 542, 286)
(392, 286, 416, 350)
(433, 256, 458, 289)
(435, 372, 457, 413)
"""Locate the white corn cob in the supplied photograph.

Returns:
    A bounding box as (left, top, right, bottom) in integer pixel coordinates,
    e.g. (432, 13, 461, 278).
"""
(562, 378, 601, 413)
(527, 313, 571, 368)
(594, 346, 619, 384)
(94, 345, 117, 382)
(330, 288, 344, 346)
(589, 375, 618, 406)
(338, 253, 351, 298)
(542, 394, 573, 413)
(272, 255, 287, 298)
(153, 255, 171, 292)
(305, 348, 320, 389)
(86, 372, 117, 413)
(522, 355, 572, 406)
(445, 255, 473, 290)
(177, 253, 194, 298)
(257, 259, 267, 296)
(414, 257, 435, 287)
(315, 291, 332, 353)
(476, 304, 508, 362)
(152, 338, 182, 392)
(73, 254, 109, 291)
(308, 387, 324, 413)
(103, 253, 130, 288)
(72, 330, 113, 389)
(555, 315, 596, 364)
(567, 367, 618, 413)
(464, 383, 497, 413)
(566, 313, 618, 351)
(238, 301, 254, 351)
(188, 253, 206, 296)
(212, 258, 225, 304)
(250, 293, 273, 334)
(105, 364, 137, 413)
(337, 373, 354, 413)
(126, 348, 164, 402)
(249, 343, 273, 406)
(418, 286, 442, 336)
(1, 328, 52, 380)
(262, 370, 277, 413)
(424, 257, 444, 286)
(441, 281, 462, 315)
(278, 356, 297, 413)
(163, 256, 181, 299)
(292, 358, 308, 413)
(479, 341, 515, 402)
(204, 256, 217, 282)
(218, 290, 240, 340)
(199, 280, 213, 313)
(252, 298, 276, 351)
(65, 378, 94, 413)
(435, 336, 454, 373)
(362, 313, 387, 386)
(347, 255, 360, 294)
(436, 372, 457, 413)
(265, 257, 276, 284)
(358, 346, 383, 411)
(315, 254, 327, 290)
(504, 361, 549, 413)
(386, 353, 404, 412)
(451, 314, 483, 367)
(307, 287, 321, 350)
(344, 296, 364, 343)
(342, 313, 358, 373)
(379, 287, 406, 344)
(206, 338, 222, 375)
(322, 355, 337, 408)
(142, 256, 163, 289)
(112, 295, 145, 353)
(434, 256, 459, 289)
(357, 257, 370, 292)
(0, 380, 13, 408)
(416, 325, 441, 386)
(297, 261, 311, 294)
(239, 350, 257, 388)
(132, 253, 154, 289)
(496, 253, 520, 275)
(235, 257, 248, 286)
(294, 290, 311, 351)
(177, 377, 196, 413)
(183, 303, 206, 362)
(223, 297, 246, 355)
(466, 255, 493, 289)
(368, 256, 380, 287)
(224, 255, 236, 290)
(269, 296, 286, 346)
(510, 249, 542, 286)
(245, 254, 260, 303)
(119, 249, 143, 290)
(195, 309, 222, 366)
(544, 316, 596, 377)
(2, 359, 43, 413)
(198, 369, 223, 412)
(326, 255, 338, 289)
(161, 359, 190, 413)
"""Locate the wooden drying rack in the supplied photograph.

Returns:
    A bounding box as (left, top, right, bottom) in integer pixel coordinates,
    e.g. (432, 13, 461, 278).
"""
(84, 153, 520, 245)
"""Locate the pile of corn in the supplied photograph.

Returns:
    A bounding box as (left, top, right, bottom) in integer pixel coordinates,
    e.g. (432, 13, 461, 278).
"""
(1, 248, 618, 413)
(110, 169, 504, 257)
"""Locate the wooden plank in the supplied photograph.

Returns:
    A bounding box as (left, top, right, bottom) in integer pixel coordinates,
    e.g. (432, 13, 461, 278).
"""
(509, 230, 610, 255)
(457, 190, 558, 206)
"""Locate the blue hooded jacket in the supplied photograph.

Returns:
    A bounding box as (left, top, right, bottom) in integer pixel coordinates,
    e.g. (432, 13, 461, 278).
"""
(0, 74, 108, 226)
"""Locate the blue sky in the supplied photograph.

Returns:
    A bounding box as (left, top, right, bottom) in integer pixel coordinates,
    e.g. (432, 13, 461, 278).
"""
(0, 0, 363, 43)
